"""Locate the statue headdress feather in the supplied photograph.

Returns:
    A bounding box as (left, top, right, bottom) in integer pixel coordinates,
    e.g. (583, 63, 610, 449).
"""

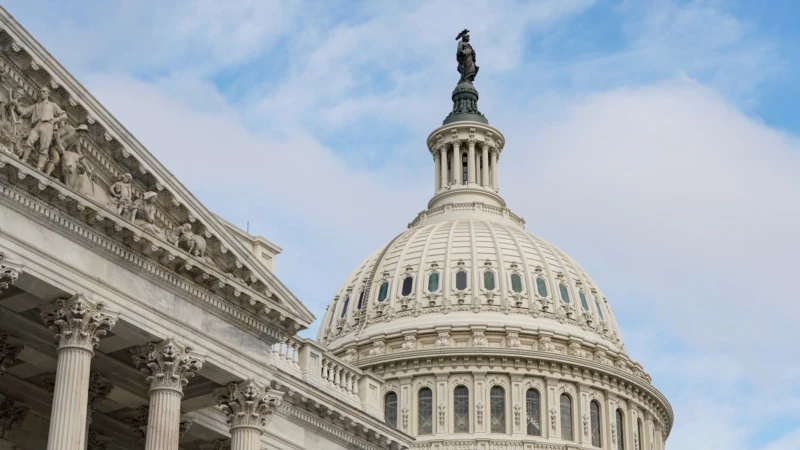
(455, 29, 470, 41)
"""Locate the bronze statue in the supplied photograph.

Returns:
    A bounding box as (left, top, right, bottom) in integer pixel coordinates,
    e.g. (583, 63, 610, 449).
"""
(455, 29, 478, 84)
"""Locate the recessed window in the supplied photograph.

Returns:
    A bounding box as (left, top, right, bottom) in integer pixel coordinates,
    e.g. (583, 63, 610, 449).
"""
(595, 299, 605, 320)
(462, 153, 468, 184)
(428, 271, 440, 292)
(454, 386, 469, 433)
(490, 386, 506, 433)
(637, 419, 644, 449)
(357, 290, 365, 309)
(560, 394, 573, 441)
(456, 271, 468, 290)
(616, 409, 625, 450)
(511, 273, 523, 293)
(377, 281, 389, 303)
(418, 388, 433, 435)
(526, 389, 541, 436)
(590, 400, 601, 447)
(340, 296, 350, 318)
(484, 271, 496, 290)
(401, 276, 414, 296)
(536, 277, 548, 297)
(580, 290, 589, 311)
(385, 392, 398, 428)
(559, 284, 570, 304)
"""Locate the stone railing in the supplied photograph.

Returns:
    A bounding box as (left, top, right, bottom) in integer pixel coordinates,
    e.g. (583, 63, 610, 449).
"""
(411, 441, 569, 450)
(409, 203, 525, 229)
(270, 337, 383, 419)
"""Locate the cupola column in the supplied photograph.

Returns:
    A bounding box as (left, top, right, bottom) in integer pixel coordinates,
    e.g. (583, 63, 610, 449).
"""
(467, 138, 476, 184)
(453, 140, 462, 185)
(434, 149, 442, 191)
(481, 143, 490, 188)
(440, 144, 449, 188)
(490, 148, 498, 190)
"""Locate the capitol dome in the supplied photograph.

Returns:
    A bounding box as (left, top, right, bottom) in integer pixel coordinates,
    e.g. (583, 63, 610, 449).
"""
(317, 32, 672, 450)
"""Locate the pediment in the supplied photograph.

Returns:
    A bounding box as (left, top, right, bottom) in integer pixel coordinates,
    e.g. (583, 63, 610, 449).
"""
(0, 9, 313, 332)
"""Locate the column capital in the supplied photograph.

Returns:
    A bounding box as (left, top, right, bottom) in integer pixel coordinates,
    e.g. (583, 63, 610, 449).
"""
(0, 397, 29, 438)
(88, 430, 112, 450)
(88, 373, 114, 418)
(133, 338, 205, 394)
(0, 332, 23, 374)
(216, 379, 283, 432)
(0, 252, 21, 295)
(40, 294, 119, 352)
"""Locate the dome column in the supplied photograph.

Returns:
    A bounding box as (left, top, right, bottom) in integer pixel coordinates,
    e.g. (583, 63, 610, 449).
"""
(467, 137, 476, 185)
(453, 140, 462, 185)
(490, 147, 498, 191)
(440, 143, 449, 189)
(434, 148, 442, 192)
(481, 143, 489, 188)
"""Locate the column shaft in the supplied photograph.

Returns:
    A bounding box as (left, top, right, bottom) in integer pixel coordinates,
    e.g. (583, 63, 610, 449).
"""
(481, 145, 489, 188)
(453, 141, 462, 185)
(490, 149, 498, 190)
(440, 146, 449, 188)
(47, 347, 93, 450)
(434, 151, 441, 191)
(230, 427, 262, 450)
(467, 141, 476, 184)
(144, 389, 183, 450)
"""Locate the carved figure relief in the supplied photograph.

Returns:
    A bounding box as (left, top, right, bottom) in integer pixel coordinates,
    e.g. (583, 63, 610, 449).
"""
(401, 335, 416, 351)
(109, 173, 135, 219)
(568, 342, 586, 358)
(506, 332, 521, 349)
(342, 347, 357, 363)
(166, 223, 207, 259)
(595, 350, 609, 365)
(538, 336, 555, 352)
(435, 331, 450, 348)
(472, 331, 487, 347)
(368, 341, 385, 357)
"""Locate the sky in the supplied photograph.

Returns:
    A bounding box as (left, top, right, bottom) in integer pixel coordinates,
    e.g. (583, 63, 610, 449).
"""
(4, 1, 799, 448)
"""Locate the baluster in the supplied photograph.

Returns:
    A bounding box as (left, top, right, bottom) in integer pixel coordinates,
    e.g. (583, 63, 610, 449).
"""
(353, 375, 360, 396)
(333, 366, 341, 390)
(271, 343, 279, 359)
(279, 339, 287, 361)
(321, 358, 328, 380)
(292, 342, 301, 367)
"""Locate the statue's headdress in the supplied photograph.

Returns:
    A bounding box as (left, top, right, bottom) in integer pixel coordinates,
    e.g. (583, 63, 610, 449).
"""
(455, 29, 470, 41)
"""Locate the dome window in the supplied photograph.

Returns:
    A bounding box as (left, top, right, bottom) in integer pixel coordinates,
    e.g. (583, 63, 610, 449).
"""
(590, 400, 601, 447)
(526, 389, 541, 436)
(484, 271, 496, 290)
(511, 273, 523, 293)
(536, 277, 548, 297)
(357, 290, 366, 310)
(490, 386, 506, 433)
(579, 290, 589, 311)
(418, 388, 433, 435)
(377, 281, 389, 303)
(595, 299, 605, 320)
(427, 272, 440, 293)
(559, 284, 570, 304)
(453, 385, 469, 433)
(615, 409, 625, 450)
(401, 276, 414, 296)
(385, 392, 398, 428)
(560, 394, 573, 441)
(340, 296, 350, 318)
(456, 271, 468, 290)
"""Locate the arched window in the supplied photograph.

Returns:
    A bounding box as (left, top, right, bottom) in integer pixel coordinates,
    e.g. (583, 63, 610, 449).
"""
(560, 394, 573, 441)
(511, 273, 523, 293)
(559, 283, 570, 303)
(453, 386, 469, 433)
(401, 276, 414, 296)
(340, 296, 350, 318)
(484, 271, 496, 290)
(326, 306, 336, 329)
(536, 277, 548, 297)
(384, 392, 398, 428)
(357, 290, 366, 309)
(418, 388, 433, 435)
(580, 290, 589, 311)
(637, 418, 644, 449)
(428, 272, 440, 292)
(456, 271, 468, 290)
(525, 389, 541, 436)
(377, 281, 389, 302)
(462, 153, 468, 184)
(590, 400, 601, 446)
(490, 386, 506, 433)
(616, 409, 625, 450)
(595, 299, 605, 320)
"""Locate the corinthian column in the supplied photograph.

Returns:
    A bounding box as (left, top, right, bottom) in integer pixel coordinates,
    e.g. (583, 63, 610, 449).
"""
(440, 144, 449, 188)
(467, 138, 476, 184)
(40, 294, 118, 450)
(490, 148, 498, 190)
(481, 144, 489, 188)
(133, 339, 204, 450)
(216, 380, 283, 450)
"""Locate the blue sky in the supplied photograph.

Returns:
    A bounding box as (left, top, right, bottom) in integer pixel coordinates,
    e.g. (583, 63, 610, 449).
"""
(5, 1, 799, 448)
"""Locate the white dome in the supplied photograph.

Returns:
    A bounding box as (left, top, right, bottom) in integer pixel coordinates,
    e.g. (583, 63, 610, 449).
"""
(318, 217, 624, 352)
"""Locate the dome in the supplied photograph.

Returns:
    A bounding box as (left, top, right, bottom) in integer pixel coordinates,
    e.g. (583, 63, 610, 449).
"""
(318, 217, 625, 352)
(316, 40, 672, 448)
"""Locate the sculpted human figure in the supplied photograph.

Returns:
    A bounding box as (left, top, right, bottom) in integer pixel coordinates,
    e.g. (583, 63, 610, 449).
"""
(132, 191, 159, 234)
(16, 86, 66, 171)
(455, 29, 479, 84)
(0, 77, 25, 158)
(108, 173, 135, 220)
